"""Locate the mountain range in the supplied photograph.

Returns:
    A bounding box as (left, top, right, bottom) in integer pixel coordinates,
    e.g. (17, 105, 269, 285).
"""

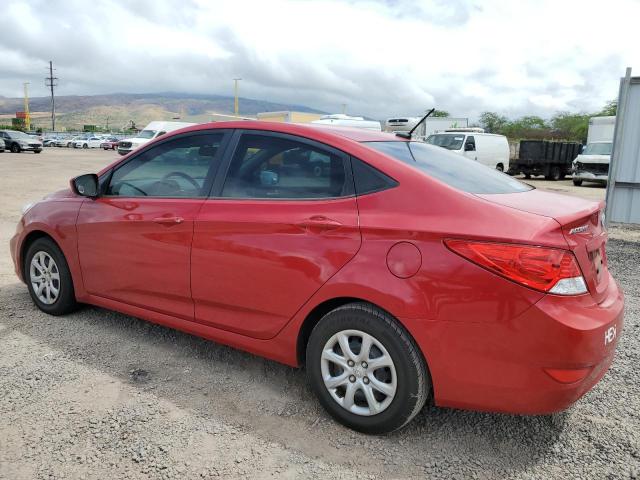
(0, 92, 325, 131)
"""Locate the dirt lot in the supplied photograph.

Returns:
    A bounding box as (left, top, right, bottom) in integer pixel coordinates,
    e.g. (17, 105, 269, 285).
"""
(1, 148, 638, 479)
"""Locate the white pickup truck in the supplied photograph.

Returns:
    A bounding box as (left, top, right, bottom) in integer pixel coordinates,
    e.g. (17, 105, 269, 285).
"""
(117, 121, 196, 156)
(572, 116, 615, 186)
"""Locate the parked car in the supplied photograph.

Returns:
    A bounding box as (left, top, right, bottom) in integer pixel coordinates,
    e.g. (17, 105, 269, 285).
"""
(426, 129, 510, 171)
(58, 136, 83, 148)
(100, 136, 121, 150)
(74, 136, 105, 149)
(10, 122, 623, 433)
(117, 121, 196, 155)
(0, 130, 43, 153)
(0, 138, 5, 152)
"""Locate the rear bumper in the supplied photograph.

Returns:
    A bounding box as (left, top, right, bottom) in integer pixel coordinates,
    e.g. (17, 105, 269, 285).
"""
(405, 277, 624, 414)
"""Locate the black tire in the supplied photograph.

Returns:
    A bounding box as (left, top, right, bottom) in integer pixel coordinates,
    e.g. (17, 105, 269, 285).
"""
(34, 149, 42, 154)
(82, 144, 88, 149)
(496, 164, 504, 172)
(306, 303, 430, 434)
(524, 172, 531, 179)
(11, 143, 20, 153)
(573, 179, 583, 186)
(24, 237, 78, 316)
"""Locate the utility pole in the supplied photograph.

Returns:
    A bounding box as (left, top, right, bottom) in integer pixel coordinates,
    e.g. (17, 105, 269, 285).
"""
(233, 78, 242, 116)
(45, 61, 58, 131)
(23, 82, 31, 131)
(341, 103, 347, 115)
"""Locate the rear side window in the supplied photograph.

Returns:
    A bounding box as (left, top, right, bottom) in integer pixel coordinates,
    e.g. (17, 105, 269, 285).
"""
(351, 157, 398, 195)
(221, 133, 349, 199)
(364, 141, 532, 194)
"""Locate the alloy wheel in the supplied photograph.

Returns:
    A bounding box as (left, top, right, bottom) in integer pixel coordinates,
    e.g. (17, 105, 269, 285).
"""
(320, 329, 397, 416)
(29, 251, 60, 305)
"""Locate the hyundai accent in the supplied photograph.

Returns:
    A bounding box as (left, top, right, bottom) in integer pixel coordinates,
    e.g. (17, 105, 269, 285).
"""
(10, 121, 624, 433)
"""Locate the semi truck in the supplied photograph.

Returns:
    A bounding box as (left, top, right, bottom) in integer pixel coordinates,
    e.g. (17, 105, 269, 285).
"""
(571, 116, 615, 186)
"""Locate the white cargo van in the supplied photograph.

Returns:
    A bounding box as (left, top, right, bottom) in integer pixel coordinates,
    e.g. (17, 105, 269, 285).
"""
(426, 129, 510, 171)
(117, 121, 196, 156)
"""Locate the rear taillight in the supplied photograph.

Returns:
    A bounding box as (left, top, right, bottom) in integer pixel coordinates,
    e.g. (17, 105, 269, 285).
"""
(444, 239, 587, 295)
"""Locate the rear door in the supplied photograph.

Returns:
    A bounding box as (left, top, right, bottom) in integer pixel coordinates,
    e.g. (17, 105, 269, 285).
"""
(77, 131, 229, 319)
(191, 130, 361, 339)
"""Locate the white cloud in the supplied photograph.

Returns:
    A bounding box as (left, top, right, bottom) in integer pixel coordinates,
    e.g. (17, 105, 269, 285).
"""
(0, 0, 637, 120)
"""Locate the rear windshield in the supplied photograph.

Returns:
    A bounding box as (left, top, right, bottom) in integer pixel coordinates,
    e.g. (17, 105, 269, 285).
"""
(363, 141, 532, 194)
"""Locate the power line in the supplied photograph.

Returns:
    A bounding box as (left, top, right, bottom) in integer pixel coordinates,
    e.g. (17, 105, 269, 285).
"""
(45, 61, 58, 131)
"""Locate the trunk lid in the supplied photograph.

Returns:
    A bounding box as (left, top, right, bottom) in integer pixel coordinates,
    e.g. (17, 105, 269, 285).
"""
(477, 189, 609, 303)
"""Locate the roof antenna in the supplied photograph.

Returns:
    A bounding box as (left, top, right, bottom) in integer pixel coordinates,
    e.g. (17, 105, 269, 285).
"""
(395, 108, 436, 139)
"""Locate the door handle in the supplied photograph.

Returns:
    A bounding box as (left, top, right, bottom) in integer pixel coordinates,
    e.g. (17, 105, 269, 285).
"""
(296, 215, 342, 231)
(152, 216, 184, 225)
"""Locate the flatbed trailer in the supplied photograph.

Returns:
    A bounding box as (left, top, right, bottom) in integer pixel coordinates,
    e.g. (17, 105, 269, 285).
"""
(508, 140, 582, 181)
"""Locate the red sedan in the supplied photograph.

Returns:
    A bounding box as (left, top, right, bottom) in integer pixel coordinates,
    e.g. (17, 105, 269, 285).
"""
(10, 121, 623, 433)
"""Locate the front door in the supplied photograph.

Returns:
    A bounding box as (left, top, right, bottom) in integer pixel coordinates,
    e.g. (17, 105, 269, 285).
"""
(76, 132, 228, 320)
(191, 131, 361, 339)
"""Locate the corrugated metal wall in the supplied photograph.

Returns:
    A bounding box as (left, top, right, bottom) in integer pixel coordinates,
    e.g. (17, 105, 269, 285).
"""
(606, 71, 640, 225)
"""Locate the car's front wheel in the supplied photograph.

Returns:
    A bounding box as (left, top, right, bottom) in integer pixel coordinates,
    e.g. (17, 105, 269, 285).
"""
(24, 237, 78, 315)
(306, 303, 430, 434)
(11, 143, 20, 153)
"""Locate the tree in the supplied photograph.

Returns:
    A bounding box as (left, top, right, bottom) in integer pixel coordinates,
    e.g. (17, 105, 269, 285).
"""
(599, 100, 617, 116)
(479, 112, 508, 134)
(431, 110, 450, 117)
(549, 112, 589, 142)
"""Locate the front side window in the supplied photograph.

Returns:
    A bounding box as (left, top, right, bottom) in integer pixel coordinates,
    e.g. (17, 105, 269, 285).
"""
(464, 136, 475, 151)
(221, 133, 348, 199)
(364, 141, 532, 194)
(106, 134, 224, 197)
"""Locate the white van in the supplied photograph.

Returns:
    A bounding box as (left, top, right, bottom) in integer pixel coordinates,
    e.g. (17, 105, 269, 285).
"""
(425, 130, 510, 171)
(117, 121, 196, 156)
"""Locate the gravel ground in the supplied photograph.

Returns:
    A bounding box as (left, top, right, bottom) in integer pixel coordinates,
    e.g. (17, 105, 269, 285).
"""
(0, 149, 638, 479)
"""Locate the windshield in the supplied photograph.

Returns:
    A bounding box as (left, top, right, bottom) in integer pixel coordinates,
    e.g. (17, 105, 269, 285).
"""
(582, 142, 612, 155)
(425, 134, 465, 150)
(364, 141, 532, 194)
(137, 130, 157, 139)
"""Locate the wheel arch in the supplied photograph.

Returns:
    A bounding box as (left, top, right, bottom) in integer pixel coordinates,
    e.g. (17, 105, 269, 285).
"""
(20, 230, 60, 279)
(296, 297, 430, 375)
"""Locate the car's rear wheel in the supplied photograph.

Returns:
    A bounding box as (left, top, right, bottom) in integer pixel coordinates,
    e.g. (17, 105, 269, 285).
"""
(11, 143, 20, 153)
(24, 237, 77, 315)
(573, 178, 583, 186)
(306, 303, 429, 434)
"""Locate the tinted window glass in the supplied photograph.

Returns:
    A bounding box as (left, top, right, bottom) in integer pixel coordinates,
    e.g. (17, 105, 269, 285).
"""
(107, 134, 223, 197)
(364, 141, 532, 194)
(222, 134, 347, 199)
(351, 157, 398, 195)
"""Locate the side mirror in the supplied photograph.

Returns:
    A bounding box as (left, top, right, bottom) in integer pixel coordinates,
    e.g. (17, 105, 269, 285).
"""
(464, 143, 475, 151)
(71, 174, 99, 197)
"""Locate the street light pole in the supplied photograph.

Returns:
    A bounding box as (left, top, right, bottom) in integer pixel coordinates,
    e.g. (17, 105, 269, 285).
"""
(233, 78, 242, 116)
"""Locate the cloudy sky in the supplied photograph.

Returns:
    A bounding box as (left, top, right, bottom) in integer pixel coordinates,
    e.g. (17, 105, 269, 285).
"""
(0, 0, 638, 120)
